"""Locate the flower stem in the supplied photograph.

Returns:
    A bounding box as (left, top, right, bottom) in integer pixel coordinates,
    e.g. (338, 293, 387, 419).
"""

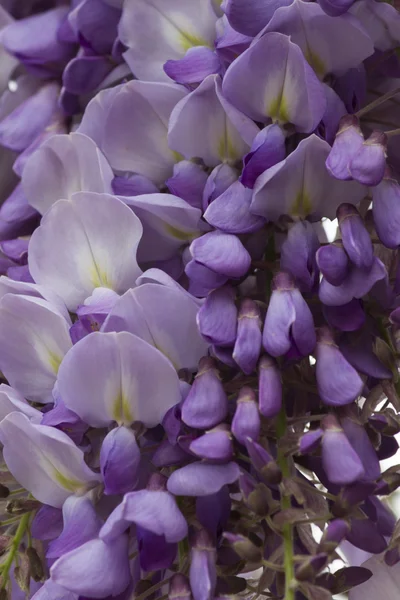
(356, 87, 400, 118)
(0, 512, 30, 588)
(385, 127, 400, 138)
(276, 409, 296, 600)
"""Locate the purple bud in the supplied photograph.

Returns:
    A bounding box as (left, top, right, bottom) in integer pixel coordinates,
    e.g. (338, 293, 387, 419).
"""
(100, 426, 141, 496)
(299, 429, 323, 454)
(348, 131, 387, 186)
(317, 519, 350, 553)
(332, 481, 376, 517)
(189, 426, 234, 463)
(316, 327, 363, 406)
(280, 221, 320, 293)
(245, 438, 282, 485)
(316, 244, 349, 287)
(372, 167, 400, 249)
(232, 299, 262, 374)
(166, 160, 208, 210)
(239, 472, 276, 516)
(295, 553, 328, 582)
(321, 414, 365, 485)
(190, 231, 251, 279)
(197, 286, 238, 347)
(323, 299, 365, 332)
(182, 357, 229, 429)
(325, 115, 364, 181)
(346, 517, 387, 554)
(232, 387, 260, 445)
(202, 164, 237, 211)
(169, 574, 192, 600)
(341, 416, 380, 482)
(263, 272, 316, 358)
(337, 203, 373, 269)
(240, 124, 286, 189)
(222, 532, 262, 562)
(190, 529, 217, 600)
(258, 355, 282, 418)
(258, 356, 282, 419)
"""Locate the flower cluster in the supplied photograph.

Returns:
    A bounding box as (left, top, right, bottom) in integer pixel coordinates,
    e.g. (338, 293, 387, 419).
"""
(0, 0, 399, 599)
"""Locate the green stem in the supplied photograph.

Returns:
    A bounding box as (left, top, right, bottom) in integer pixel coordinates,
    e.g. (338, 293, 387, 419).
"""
(134, 577, 172, 600)
(356, 86, 400, 118)
(276, 409, 296, 600)
(386, 127, 400, 138)
(0, 512, 30, 587)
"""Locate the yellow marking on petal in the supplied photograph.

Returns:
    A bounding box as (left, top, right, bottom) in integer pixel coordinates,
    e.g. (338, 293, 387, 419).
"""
(179, 31, 211, 52)
(90, 266, 112, 289)
(305, 50, 326, 79)
(172, 150, 184, 163)
(54, 469, 86, 492)
(164, 224, 200, 242)
(48, 351, 62, 375)
(112, 390, 134, 426)
(290, 190, 313, 218)
(217, 134, 239, 163)
(268, 95, 290, 125)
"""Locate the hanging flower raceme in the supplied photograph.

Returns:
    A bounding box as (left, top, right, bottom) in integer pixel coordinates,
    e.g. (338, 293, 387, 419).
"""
(0, 0, 399, 598)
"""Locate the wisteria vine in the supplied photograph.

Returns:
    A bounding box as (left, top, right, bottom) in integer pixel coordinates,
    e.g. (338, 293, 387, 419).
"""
(0, 0, 399, 599)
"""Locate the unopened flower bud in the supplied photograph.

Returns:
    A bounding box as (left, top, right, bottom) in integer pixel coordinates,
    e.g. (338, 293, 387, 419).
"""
(0, 485, 10, 499)
(321, 414, 365, 485)
(27, 546, 45, 582)
(326, 115, 363, 180)
(189, 425, 233, 463)
(316, 244, 349, 286)
(348, 130, 387, 186)
(295, 553, 328, 582)
(258, 355, 282, 419)
(182, 357, 228, 429)
(190, 529, 217, 600)
(223, 532, 263, 563)
(232, 387, 260, 445)
(337, 203, 373, 269)
(197, 286, 237, 347)
(317, 519, 350, 554)
(169, 573, 192, 600)
(245, 438, 282, 485)
(232, 299, 262, 374)
(6, 499, 41, 515)
(239, 472, 277, 516)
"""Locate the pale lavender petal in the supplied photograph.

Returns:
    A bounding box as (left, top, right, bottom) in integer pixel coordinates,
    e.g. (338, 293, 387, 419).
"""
(47, 496, 102, 559)
(222, 32, 326, 132)
(51, 535, 130, 598)
(57, 331, 181, 427)
(252, 134, 366, 221)
(264, 1, 374, 77)
(0, 294, 72, 403)
(103, 284, 208, 371)
(167, 462, 240, 496)
(22, 132, 114, 215)
(224, 0, 293, 35)
(119, 0, 217, 82)
(0, 413, 100, 507)
(29, 192, 143, 312)
(168, 74, 258, 167)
